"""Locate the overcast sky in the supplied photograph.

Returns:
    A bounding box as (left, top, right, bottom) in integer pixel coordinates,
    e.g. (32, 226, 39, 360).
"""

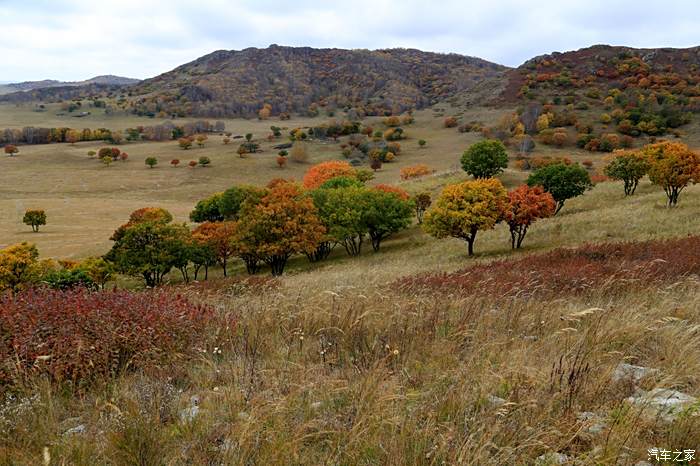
(1, 0, 699, 82)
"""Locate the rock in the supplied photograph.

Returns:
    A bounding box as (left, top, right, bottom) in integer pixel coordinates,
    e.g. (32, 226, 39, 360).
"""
(626, 388, 697, 422)
(487, 395, 506, 407)
(179, 395, 201, 422)
(536, 452, 569, 465)
(310, 401, 322, 410)
(63, 424, 86, 436)
(612, 363, 658, 383)
(577, 411, 607, 434)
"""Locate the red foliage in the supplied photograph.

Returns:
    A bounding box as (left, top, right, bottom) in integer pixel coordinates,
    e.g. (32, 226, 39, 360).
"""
(397, 236, 700, 298)
(0, 288, 216, 388)
(374, 184, 410, 200)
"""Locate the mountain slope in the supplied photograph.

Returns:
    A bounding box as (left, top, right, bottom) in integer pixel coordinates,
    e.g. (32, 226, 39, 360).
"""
(128, 45, 508, 118)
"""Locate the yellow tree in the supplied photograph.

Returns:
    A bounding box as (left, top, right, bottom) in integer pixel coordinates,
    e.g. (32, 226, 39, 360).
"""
(423, 179, 508, 256)
(641, 141, 700, 206)
(0, 242, 40, 291)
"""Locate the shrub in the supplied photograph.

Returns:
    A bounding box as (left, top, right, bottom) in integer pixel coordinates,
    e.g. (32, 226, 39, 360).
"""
(503, 185, 555, 249)
(373, 184, 410, 201)
(444, 116, 458, 128)
(582, 160, 594, 169)
(418, 139, 427, 148)
(276, 155, 287, 168)
(383, 116, 401, 127)
(303, 161, 356, 189)
(641, 141, 700, 206)
(120, 152, 128, 162)
(178, 137, 193, 150)
(188, 160, 197, 168)
(370, 158, 382, 172)
(22, 209, 46, 233)
(460, 140, 509, 179)
(198, 156, 211, 167)
(290, 141, 309, 163)
(423, 178, 508, 256)
(400, 164, 433, 180)
(87, 150, 96, 158)
(170, 159, 180, 167)
(223, 137, 231, 145)
(4, 144, 19, 157)
(603, 150, 650, 195)
(527, 163, 592, 214)
(0, 288, 214, 388)
(145, 157, 158, 168)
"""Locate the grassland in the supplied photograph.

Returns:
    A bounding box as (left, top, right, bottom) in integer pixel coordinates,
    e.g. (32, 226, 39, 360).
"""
(1, 103, 700, 465)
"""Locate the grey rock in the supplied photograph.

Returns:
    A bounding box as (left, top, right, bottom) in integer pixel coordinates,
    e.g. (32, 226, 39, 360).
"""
(535, 452, 569, 465)
(63, 424, 86, 436)
(626, 388, 697, 422)
(179, 395, 201, 422)
(612, 363, 658, 383)
(577, 411, 607, 434)
(487, 395, 506, 407)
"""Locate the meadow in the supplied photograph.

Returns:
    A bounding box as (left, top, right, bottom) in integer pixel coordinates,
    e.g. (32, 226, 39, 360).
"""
(1, 102, 700, 465)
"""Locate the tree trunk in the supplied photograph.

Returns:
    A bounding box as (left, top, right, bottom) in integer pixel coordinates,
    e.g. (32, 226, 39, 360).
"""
(266, 255, 288, 276)
(306, 241, 334, 262)
(343, 235, 363, 256)
(554, 201, 565, 215)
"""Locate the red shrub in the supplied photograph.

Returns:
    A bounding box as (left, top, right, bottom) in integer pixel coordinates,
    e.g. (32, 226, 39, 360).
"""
(0, 288, 217, 388)
(397, 236, 700, 298)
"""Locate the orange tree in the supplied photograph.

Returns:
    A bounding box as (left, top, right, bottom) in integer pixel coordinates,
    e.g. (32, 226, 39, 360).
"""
(503, 185, 555, 249)
(603, 150, 650, 196)
(423, 178, 508, 256)
(191, 221, 237, 277)
(641, 141, 700, 206)
(235, 183, 325, 275)
(4, 144, 19, 157)
(303, 161, 357, 189)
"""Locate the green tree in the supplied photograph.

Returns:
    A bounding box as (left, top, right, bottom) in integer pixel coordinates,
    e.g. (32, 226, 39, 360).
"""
(604, 150, 650, 196)
(106, 215, 189, 287)
(219, 185, 266, 220)
(310, 185, 369, 257)
(23, 209, 47, 232)
(190, 192, 224, 223)
(364, 189, 413, 252)
(527, 163, 592, 214)
(460, 140, 509, 179)
(145, 157, 158, 168)
(423, 179, 508, 256)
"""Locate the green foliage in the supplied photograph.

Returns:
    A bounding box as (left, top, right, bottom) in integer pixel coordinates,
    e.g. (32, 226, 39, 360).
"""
(527, 163, 592, 214)
(22, 209, 46, 232)
(310, 186, 370, 256)
(198, 156, 211, 167)
(460, 140, 509, 179)
(318, 176, 364, 190)
(190, 192, 225, 223)
(145, 157, 158, 168)
(364, 189, 413, 252)
(219, 185, 267, 220)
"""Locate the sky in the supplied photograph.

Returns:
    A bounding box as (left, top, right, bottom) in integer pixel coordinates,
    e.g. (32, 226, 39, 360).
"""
(1, 0, 699, 82)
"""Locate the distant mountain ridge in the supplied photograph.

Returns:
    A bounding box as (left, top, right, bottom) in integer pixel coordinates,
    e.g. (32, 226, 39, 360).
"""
(0, 75, 140, 95)
(127, 45, 508, 117)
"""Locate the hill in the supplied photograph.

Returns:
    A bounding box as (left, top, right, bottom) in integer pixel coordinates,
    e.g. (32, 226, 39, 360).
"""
(0, 75, 140, 95)
(127, 45, 507, 118)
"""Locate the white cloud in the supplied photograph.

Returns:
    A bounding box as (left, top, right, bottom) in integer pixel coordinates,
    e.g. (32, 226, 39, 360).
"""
(0, 0, 698, 81)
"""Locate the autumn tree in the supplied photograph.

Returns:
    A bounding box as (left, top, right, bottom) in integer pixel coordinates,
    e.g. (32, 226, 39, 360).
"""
(235, 183, 325, 275)
(191, 221, 237, 277)
(503, 185, 555, 249)
(4, 145, 19, 157)
(195, 134, 208, 147)
(258, 103, 272, 120)
(290, 141, 309, 163)
(461, 140, 509, 179)
(179, 137, 193, 150)
(603, 150, 650, 195)
(641, 141, 700, 206)
(527, 163, 592, 214)
(0, 242, 39, 291)
(423, 179, 508, 256)
(413, 192, 432, 224)
(303, 161, 357, 189)
(171, 159, 180, 167)
(22, 209, 46, 232)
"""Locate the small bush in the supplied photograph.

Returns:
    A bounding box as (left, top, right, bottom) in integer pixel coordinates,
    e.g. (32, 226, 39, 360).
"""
(444, 116, 458, 128)
(400, 164, 433, 180)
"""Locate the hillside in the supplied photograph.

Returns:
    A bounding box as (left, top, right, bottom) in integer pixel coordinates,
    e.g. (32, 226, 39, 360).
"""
(0, 75, 139, 95)
(127, 45, 507, 118)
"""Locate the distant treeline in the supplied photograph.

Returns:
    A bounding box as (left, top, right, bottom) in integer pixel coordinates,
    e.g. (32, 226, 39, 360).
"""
(0, 120, 225, 146)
